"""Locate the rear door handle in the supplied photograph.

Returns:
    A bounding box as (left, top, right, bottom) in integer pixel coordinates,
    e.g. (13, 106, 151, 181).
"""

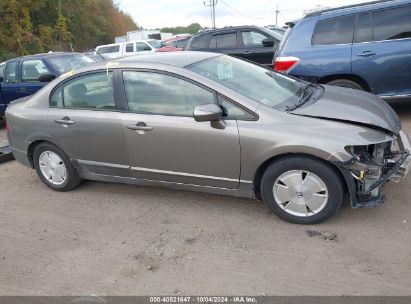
(126, 122, 153, 131)
(55, 117, 75, 125)
(243, 50, 252, 55)
(358, 51, 376, 57)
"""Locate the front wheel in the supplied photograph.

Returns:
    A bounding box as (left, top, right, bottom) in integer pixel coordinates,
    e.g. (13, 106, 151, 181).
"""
(261, 156, 343, 224)
(33, 142, 81, 191)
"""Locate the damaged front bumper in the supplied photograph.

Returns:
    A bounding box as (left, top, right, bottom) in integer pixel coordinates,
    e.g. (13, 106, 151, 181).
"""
(336, 130, 411, 208)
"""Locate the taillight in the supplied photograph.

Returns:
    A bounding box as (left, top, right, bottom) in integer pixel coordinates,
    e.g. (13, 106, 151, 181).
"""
(5, 121, 10, 132)
(274, 56, 300, 73)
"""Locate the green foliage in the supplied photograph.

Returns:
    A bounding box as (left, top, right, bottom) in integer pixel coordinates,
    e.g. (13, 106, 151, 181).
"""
(0, 0, 138, 61)
(160, 23, 203, 35)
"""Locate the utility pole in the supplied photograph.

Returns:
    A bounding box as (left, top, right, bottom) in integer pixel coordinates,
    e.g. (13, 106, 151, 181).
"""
(275, 5, 279, 27)
(204, 0, 217, 29)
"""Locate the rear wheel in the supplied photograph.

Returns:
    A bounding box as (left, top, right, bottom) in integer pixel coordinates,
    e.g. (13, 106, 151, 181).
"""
(260, 156, 343, 224)
(326, 79, 363, 90)
(33, 143, 81, 191)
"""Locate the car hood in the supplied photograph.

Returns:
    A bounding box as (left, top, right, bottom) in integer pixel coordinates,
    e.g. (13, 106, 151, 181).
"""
(291, 85, 401, 134)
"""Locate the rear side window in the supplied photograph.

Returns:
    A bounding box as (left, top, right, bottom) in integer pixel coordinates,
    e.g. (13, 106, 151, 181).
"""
(355, 13, 372, 43)
(51, 72, 116, 110)
(125, 43, 134, 52)
(209, 33, 237, 48)
(372, 5, 411, 41)
(312, 15, 355, 45)
(190, 35, 209, 49)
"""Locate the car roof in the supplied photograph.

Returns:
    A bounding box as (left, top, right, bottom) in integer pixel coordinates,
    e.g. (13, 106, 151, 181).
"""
(303, 0, 410, 19)
(7, 52, 82, 61)
(115, 51, 221, 68)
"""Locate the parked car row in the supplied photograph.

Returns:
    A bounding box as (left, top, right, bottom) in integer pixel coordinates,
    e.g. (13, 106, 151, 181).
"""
(0, 52, 97, 118)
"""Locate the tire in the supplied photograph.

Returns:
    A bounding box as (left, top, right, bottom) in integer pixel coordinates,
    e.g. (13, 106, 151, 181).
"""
(260, 156, 343, 224)
(33, 142, 81, 191)
(326, 79, 364, 90)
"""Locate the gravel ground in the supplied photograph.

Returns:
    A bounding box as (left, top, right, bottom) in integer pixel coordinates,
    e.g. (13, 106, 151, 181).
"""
(0, 104, 410, 296)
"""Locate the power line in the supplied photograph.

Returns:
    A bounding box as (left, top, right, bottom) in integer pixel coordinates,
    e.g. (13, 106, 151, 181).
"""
(203, 0, 218, 28)
(219, 0, 277, 19)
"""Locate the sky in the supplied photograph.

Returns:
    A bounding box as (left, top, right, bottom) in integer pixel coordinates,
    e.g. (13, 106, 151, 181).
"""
(118, 0, 374, 30)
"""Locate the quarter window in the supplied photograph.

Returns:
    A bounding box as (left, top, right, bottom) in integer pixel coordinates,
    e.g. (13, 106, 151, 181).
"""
(190, 35, 209, 49)
(51, 72, 115, 110)
(123, 71, 215, 116)
(97, 45, 120, 54)
(372, 6, 411, 41)
(5, 61, 18, 84)
(218, 95, 254, 120)
(312, 15, 355, 45)
(22, 59, 50, 82)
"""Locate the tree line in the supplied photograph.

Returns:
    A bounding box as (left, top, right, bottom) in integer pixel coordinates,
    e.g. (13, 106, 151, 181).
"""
(0, 0, 138, 61)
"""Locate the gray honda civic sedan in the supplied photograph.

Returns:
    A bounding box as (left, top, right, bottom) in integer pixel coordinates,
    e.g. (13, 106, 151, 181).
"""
(6, 52, 411, 224)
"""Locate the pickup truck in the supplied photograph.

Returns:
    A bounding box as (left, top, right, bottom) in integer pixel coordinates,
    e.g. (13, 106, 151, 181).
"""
(0, 52, 97, 118)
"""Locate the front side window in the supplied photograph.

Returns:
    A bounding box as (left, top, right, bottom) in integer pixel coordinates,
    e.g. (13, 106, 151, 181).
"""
(5, 61, 18, 84)
(51, 72, 115, 110)
(312, 15, 355, 45)
(372, 5, 411, 41)
(186, 55, 303, 110)
(135, 42, 151, 52)
(147, 40, 162, 49)
(241, 31, 268, 47)
(123, 71, 215, 116)
(21, 59, 50, 82)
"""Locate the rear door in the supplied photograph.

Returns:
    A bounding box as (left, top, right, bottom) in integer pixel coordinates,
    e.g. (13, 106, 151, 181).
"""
(208, 31, 240, 56)
(238, 29, 277, 66)
(351, 5, 411, 97)
(47, 70, 130, 177)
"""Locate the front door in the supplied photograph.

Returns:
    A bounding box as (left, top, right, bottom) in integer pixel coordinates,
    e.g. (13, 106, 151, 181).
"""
(47, 71, 130, 177)
(238, 29, 277, 67)
(121, 70, 241, 189)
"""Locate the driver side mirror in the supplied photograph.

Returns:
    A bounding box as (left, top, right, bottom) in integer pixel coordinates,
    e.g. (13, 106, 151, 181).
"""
(262, 38, 275, 47)
(38, 73, 56, 83)
(193, 104, 225, 129)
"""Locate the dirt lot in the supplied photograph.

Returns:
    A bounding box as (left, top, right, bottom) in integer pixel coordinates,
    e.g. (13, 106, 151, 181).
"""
(0, 104, 410, 296)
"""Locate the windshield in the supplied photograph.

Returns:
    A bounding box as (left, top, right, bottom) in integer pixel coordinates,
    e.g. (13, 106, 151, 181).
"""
(186, 55, 304, 109)
(147, 40, 163, 49)
(46, 54, 96, 75)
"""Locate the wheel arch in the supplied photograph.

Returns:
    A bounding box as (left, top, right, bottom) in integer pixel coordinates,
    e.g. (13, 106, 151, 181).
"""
(252, 152, 347, 200)
(27, 139, 66, 168)
(318, 74, 371, 92)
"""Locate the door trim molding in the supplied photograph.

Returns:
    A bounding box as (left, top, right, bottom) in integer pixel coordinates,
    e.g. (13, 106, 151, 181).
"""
(131, 166, 252, 184)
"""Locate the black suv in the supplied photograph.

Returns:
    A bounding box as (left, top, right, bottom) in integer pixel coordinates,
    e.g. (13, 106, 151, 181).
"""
(185, 26, 282, 67)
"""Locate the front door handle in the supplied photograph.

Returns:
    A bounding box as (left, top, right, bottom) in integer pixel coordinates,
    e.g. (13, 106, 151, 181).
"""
(358, 51, 376, 57)
(243, 50, 252, 55)
(126, 122, 153, 131)
(20, 87, 28, 92)
(55, 117, 75, 126)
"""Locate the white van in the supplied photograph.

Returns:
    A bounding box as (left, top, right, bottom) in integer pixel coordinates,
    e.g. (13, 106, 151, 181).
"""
(96, 40, 163, 59)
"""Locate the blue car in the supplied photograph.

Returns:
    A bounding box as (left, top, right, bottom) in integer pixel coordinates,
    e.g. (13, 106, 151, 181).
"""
(274, 0, 411, 101)
(0, 52, 97, 117)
